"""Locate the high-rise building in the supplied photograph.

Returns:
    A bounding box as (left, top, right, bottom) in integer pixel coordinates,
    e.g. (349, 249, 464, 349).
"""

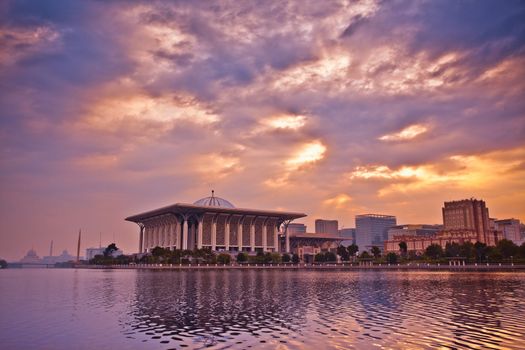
(355, 214, 396, 252)
(339, 228, 356, 245)
(287, 223, 307, 235)
(495, 219, 521, 244)
(442, 199, 490, 244)
(315, 219, 339, 234)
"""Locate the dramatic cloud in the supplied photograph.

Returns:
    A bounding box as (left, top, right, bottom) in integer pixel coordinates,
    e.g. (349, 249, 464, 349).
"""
(1, 0, 524, 260)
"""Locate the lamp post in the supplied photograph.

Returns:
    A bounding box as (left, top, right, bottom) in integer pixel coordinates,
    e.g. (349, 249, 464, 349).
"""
(511, 256, 514, 267)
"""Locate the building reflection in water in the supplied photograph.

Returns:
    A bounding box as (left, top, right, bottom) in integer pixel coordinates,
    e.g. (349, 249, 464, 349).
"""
(127, 270, 309, 348)
(120, 270, 525, 349)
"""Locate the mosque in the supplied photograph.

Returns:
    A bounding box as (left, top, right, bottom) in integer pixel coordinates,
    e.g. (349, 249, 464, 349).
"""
(125, 192, 307, 254)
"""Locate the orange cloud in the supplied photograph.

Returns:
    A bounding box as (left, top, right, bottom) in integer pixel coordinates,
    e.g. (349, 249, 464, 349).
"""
(379, 124, 429, 141)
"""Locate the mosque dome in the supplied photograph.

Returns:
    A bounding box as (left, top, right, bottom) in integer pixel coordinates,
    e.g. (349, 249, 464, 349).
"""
(193, 191, 235, 208)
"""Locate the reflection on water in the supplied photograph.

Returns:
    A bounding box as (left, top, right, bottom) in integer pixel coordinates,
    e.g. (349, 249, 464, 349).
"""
(1, 269, 524, 349)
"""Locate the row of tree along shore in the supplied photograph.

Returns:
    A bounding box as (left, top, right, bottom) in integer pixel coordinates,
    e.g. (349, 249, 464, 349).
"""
(83, 239, 525, 268)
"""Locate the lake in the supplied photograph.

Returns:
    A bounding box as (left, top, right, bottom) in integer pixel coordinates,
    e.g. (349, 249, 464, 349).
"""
(1, 269, 524, 349)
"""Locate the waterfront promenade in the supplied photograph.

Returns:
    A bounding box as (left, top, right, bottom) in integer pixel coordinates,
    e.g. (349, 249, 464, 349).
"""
(81, 262, 525, 271)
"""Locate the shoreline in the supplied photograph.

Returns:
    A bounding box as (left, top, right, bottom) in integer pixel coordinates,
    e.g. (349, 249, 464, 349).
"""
(73, 263, 525, 272)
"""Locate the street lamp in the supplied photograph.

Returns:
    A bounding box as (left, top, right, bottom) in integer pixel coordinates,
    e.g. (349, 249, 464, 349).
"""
(511, 256, 514, 266)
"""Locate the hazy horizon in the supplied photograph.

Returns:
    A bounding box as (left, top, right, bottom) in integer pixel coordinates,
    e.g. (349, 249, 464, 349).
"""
(1, 0, 524, 261)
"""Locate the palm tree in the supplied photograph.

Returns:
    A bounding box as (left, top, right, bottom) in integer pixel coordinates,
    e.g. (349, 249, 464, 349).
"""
(371, 246, 381, 259)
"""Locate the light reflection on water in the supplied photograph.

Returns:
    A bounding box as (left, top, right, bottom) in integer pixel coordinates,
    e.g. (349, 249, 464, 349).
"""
(1, 269, 524, 349)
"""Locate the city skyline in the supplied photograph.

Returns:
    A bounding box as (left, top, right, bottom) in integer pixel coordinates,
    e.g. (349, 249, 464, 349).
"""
(1, 1, 525, 261)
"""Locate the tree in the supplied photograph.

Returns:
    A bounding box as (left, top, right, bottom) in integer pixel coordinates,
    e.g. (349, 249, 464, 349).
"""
(217, 253, 231, 265)
(169, 249, 183, 264)
(425, 244, 444, 259)
(282, 253, 291, 263)
(193, 248, 216, 264)
(337, 245, 350, 261)
(496, 239, 519, 259)
(151, 246, 168, 258)
(371, 246, 381, 259)
(236, 252, 248, 263)
(386, 252, 398, 264)
(460, 242, 476, 262)
(270, 252, 282, 264)
(474, 242, 487, 262)
(445, 242, 461, 257)
(254, 251, 266, 263)
(347, 244, 359, 257)
(314, 253, 325, 262)
(104, 243, 118, 257)
(398, 241, 407, 257)
(325, 251, 337, 262)
(486, 246, 502, 262)
(0, 259, 7, 269)
(292, 253, 300, 264)
(359, 251, 371, 259)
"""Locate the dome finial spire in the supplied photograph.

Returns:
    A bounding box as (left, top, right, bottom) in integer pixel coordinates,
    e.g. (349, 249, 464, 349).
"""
(211, 189, 215, 198)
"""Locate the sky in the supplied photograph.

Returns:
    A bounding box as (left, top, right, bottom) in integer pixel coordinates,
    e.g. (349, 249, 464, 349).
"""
(1, 0, 524, 261)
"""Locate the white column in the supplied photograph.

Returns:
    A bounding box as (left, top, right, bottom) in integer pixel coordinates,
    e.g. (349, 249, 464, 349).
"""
(238, 219, 243, 251)
(262, 223, 267, 252)
(250, 218, 255, 252)
(176, 220, 182, 250)
(182, 219, 188, 250)
(153, 225, 159, 248)
(167, 222, 173, 249)
(211, 217, 217, 250)
(197, 217, 203, 249)
(274, 224, 278, 252)
(225, 216, 230, 251)
(285, 224, 290, 253)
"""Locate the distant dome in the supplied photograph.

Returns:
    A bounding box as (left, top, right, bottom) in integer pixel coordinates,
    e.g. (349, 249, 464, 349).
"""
(194, 191, 235, 208)
(26, 249, 38, 258)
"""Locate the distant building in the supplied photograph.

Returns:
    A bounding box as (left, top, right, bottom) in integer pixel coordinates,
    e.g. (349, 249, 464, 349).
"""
(86, 247, 106, 260)
(495, 219, 521, 244)
(289, 232, 344, 263)
(339, 228, 356, 246)
(387, 224, 442, 240)
(442, 198, 491, 244)
(315, 219, 339, 235)
(19, 249, 42, 264)
(287, 223, 307, 235)
(384, 198, 504, 254)
(85, 247, 123, 260)
(355, 214, 397, 252)
(42, 250, 75, 264)
(384, 230, 493, 254)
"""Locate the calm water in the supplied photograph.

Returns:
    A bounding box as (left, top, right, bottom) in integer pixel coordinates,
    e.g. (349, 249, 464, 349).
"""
(1, 269, 524, 349)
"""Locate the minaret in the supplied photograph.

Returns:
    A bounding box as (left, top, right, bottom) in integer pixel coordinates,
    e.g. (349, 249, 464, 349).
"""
(49, 240, 54, 257)
(76, 229, 81, 263)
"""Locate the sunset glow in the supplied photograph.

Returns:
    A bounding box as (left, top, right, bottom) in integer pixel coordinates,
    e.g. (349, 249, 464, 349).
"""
(1, 0, 524, 260)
